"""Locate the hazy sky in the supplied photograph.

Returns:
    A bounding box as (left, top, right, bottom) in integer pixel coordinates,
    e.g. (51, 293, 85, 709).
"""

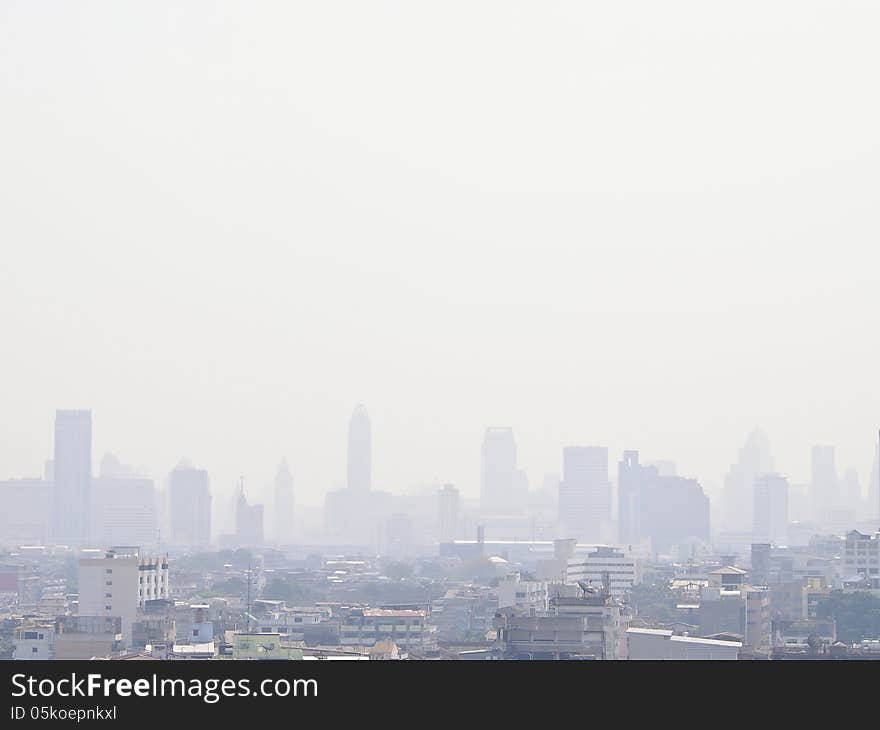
(2, 1, 879, 511)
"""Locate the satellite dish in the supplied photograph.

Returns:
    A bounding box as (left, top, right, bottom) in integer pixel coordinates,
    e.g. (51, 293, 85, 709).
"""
(577, 580, 596, 595)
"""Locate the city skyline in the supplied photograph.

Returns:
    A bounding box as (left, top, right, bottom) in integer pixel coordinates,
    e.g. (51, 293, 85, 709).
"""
(3, 3, 880, 513)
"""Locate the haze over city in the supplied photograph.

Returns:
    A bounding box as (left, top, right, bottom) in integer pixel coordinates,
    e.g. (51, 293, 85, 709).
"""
(4, 0, 880, 671)
(3, 1, 879, 515)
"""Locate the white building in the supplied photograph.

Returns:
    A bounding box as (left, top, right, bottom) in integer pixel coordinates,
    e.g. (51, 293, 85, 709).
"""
(842, 530, 880, 590)
(537, 544, 642, 596)
(340, 608, 437, 652)
(13, 623, 55, 660)
(496, 573, 550, 613)
(627, 628, 740, 660)
(78, 547, 169, 648)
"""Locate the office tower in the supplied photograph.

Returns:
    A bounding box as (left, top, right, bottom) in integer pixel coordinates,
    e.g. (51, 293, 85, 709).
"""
(752, 473, 789, 544)
(0, 478, 52, 545)
(52, 410, 92, 546)
(640, 475, 710, 555)
(438, 483, 460, 542)
(840, 468, 861, 515)
(870, 437, 880, 522)
(168, 461, 212, 547)
(811, 445, 838, 525)
(481, 427, 518, 514)
(558, 446, 610, 543)
(721, 429, 773, 532)
(235, 481, 264, 547)
(91, 477, 158, 549)
(618, 451, 642, 544)
(347, 404, 372, 492)
(273, 459, 294, 544)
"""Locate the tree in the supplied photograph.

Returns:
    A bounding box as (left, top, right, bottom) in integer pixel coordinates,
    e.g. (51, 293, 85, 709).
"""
(817, 590, 880, 643)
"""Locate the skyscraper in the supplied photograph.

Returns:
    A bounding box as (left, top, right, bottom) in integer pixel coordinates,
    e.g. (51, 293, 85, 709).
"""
(640, 475, 710, 555)
(810, 445, 838, 525)
(753, 472, 789, 544)
(235, 479, 264, 547)
(558, 446, 610, 542)
(721, 429, 774, 532)
(273, 459, 294, 544)
(618, 450, 643, 544)
(168, 461, 212, 548)
(481, 427, 518, 513)
(52, 410, 92, 546)
(438, 483, 459, 542)
(347, 404, 372, 492)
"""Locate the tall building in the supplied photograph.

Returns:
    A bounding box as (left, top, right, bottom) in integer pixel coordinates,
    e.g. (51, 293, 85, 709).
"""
(0, 478, 52, 545)
(481, 427, 522, 514)
(52, 410, 92, 546)
(721, 429, 774, 532)
(273, 459, 295, 544)
(810, 445, 838, 525)
(618, 451, 642, 544)
(90, 477, 158, 549)
(438, 483, 460, 542)
(558, 446, 610, 542)
(753, 473, 789, 544)
(347, 404, 372, 492)
(235, 481, 264, 547)
(168, 461, 212, 548)
(641, 475, 710, 555)
(870, 436, 880, 522)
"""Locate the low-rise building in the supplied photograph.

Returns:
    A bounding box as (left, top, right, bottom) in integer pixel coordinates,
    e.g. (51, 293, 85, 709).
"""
(627, 628, 740, 660)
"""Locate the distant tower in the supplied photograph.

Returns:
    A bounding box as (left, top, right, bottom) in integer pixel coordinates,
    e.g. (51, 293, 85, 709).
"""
(347, 405, 372, 491)
(721, 428, 774, 531)
(438, 484, 460, 542)
(753, 473, 789, 544)
(481, 427, 519, 514)
(52, 410, 92, 546)
(558, 446, 610, 543)
(810, 445, 838, 526)
(273, 459, 294, 544)
(618, 450, 642, 544)
(235, 477, 264, 547)
(168, 460, 212, 548)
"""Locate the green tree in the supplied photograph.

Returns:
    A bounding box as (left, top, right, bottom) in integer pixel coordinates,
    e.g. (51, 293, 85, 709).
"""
(817, 590, 880, 643)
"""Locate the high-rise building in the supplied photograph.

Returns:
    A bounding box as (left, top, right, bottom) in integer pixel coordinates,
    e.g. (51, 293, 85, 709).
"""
(235, 481, 264, 547)
(0, 478, 52, 545)
(52, 410, 92, 546)
(870, 436, 880, 522)
(721, 429, 773, 532)
(273, 459, 294, 544)
(480, 427, 519, 514)
(753, 473, 789, 544)
(168, 461, 212, 548)
(90, 477, 158, 549)
(439, 483, 460, 542)
(618, 451, 642, 544)
(641, 475, 710, 555)
(810, 445, 838, 525)
(347, 405, 372, 492)
(558, 446, 610, 542)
